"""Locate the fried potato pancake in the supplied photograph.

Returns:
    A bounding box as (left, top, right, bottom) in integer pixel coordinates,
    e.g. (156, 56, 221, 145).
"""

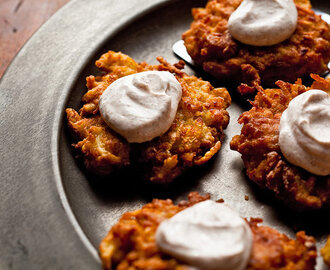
(182, 0, 330, 94)
(99, 192, 317, 270)
(321, 236, 330, 266)
(230, 75, 330, 210)
(66, 51, 231, 183)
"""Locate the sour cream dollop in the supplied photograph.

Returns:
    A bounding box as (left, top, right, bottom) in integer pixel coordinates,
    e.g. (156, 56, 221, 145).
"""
(228, 0, 298, 46)
(279, 90, 330, 176)
(99, 71, 182, 143)
(155, 200, 253, 270)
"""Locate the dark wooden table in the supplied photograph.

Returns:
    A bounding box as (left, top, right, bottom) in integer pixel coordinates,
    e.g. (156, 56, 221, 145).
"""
(0, 0, 70, 78)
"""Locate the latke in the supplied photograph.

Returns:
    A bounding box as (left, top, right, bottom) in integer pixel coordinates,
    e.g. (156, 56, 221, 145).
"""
(66, 51, 231, 183)
(182, 0, 330, 95)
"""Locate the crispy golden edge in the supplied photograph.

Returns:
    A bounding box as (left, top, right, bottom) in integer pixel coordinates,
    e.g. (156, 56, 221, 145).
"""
(66, 51, 231, 183)
(99, 192, 317, 270)
(321, 236, 330, 266)
(182, 0, 330, 93)
(230, 75, 330, 210)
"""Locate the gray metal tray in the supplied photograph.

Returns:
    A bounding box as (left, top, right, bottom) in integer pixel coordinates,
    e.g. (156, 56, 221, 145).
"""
(0, 0, 328, 269)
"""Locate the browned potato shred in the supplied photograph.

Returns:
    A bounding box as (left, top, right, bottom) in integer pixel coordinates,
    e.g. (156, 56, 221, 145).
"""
(66, 51, 231, 183)
(182, 0, 330, 94)
(99, 192, 317, 270)
(230, 75, 330, 210)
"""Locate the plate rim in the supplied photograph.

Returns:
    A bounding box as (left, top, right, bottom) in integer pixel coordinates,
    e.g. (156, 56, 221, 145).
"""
(0, 0, 172, 268)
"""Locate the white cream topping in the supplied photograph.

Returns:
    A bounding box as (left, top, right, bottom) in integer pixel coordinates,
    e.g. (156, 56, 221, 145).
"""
(155, 200, 253, 270)
(279, 90, 330, 176)
(228, 0, 298, 46)
(99, 71, 182, 143)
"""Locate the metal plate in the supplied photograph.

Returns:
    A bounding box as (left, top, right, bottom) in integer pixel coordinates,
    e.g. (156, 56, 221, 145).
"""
(0, 0, 328, 269)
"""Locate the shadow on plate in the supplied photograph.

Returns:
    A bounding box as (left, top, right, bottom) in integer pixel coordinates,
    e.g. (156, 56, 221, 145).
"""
(75, 148, 219, 204)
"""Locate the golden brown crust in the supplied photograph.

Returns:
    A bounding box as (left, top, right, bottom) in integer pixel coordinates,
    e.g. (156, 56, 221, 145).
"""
(99, 192, 317, 270)
(66, 51, 231, 183)
(230, 75, 330, 210)
(182, 0, 330, 94)
(321, 236, 330, 266)
(247, 220, 316, 270)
